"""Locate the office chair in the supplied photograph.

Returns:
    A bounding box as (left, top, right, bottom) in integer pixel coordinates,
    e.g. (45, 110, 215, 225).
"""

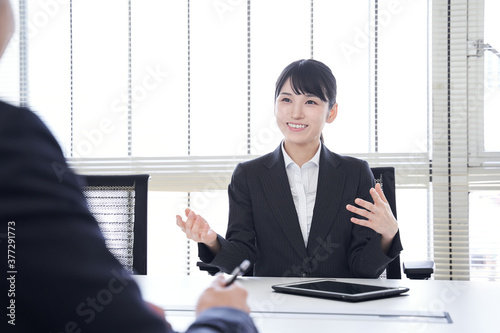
(198, 167, 434, 279)
(80, 174, 150, 275)
(370, 167, 401, 279)
(371, 167, 433, 279)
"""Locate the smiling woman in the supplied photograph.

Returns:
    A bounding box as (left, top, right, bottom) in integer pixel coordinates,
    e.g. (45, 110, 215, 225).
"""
(177, 59, 402, 279)
(273, 59, 337, 162)
(274, 60, 338, 167)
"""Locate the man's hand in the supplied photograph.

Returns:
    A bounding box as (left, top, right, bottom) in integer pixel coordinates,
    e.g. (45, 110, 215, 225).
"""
(196, 275, 251, 315)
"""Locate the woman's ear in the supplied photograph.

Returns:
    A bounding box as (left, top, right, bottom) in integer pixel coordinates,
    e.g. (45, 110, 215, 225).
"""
(326, 103, 338, 123)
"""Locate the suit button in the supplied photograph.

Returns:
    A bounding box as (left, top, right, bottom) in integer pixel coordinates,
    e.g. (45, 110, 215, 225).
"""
(301, 272, 308, 277)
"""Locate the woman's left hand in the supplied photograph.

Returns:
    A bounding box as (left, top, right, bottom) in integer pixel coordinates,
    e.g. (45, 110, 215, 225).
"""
(346, 183, 398, 253)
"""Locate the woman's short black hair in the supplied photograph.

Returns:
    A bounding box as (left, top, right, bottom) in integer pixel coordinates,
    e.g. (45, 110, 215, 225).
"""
(274, 59, 337, 109)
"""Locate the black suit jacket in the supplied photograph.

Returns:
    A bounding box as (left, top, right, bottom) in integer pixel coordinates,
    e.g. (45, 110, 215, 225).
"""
(200, 144, 402, 278)
(0, 101, 257, 332)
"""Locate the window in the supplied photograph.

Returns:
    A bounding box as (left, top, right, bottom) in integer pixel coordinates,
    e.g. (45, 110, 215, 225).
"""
(466, 0, 500, 280)
(482, 0, 500, 152)
(1, 0, 499, 281)
(469, 191, 500, 281)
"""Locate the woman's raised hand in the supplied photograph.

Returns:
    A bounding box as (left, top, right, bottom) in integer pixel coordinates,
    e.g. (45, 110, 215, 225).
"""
(176, 208, 219, 251)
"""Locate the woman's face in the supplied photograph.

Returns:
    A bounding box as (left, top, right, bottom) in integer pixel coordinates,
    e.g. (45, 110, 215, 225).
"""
(275, 78, 337, 150)
(0, 0, 14, 58)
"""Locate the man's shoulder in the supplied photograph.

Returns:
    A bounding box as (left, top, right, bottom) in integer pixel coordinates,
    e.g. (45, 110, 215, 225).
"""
(0, 100, 21, 125)
(0, 100, 45, 131)
(0, 99, 19, 111)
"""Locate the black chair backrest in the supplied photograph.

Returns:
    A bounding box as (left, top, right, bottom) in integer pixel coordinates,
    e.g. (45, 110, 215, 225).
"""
(80, 174, 149, 275)
(370, 167, 401, 279)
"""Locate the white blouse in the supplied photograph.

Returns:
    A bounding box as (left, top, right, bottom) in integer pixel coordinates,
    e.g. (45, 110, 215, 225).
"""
(281, 142, 321, 247)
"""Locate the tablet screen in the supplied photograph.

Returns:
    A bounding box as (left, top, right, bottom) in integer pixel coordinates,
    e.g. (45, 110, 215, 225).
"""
(287, 280, 389, 295)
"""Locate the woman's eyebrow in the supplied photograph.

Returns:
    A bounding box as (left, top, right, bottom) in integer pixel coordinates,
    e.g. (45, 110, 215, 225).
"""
(279, 91, 319, 98)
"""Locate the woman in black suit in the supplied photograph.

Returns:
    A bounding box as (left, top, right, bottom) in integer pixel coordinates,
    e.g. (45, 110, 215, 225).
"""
(177, 59, 402, 278)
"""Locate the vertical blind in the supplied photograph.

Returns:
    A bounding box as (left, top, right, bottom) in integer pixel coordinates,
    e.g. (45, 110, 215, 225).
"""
(432, 0, 469, 280)
(1, 0, 499, 281)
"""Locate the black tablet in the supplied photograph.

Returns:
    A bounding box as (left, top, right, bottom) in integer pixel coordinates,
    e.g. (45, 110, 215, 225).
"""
(272, 279, 409, 302)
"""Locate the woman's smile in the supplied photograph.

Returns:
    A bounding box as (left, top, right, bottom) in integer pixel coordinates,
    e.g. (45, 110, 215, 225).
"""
(287, 122, 308, 130)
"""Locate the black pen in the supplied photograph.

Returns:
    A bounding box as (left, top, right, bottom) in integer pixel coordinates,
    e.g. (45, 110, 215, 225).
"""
(225, 259, 251, 287)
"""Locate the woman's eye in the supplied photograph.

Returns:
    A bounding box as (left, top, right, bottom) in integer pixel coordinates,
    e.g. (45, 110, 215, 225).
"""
(306, 100, 317, 105)
(281, 98, 291, 102)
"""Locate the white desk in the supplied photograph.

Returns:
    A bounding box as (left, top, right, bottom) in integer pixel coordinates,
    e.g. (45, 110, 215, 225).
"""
(133, 275, 500, 333)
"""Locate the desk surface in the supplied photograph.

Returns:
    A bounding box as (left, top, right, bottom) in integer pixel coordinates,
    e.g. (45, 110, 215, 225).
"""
(133, 275, 500, 333)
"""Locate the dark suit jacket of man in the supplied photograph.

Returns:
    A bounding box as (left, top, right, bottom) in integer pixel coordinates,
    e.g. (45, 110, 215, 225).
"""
(0, 101, 257, 332)
(200, 144, 402, 278)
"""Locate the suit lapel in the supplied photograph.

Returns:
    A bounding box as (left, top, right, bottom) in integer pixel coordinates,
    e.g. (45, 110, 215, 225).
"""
(307, 146, 346, 256)
(260, 146, 308, 259)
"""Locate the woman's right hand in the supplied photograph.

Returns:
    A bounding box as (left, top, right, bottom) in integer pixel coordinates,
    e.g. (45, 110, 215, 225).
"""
(176, 208, 219, 251)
